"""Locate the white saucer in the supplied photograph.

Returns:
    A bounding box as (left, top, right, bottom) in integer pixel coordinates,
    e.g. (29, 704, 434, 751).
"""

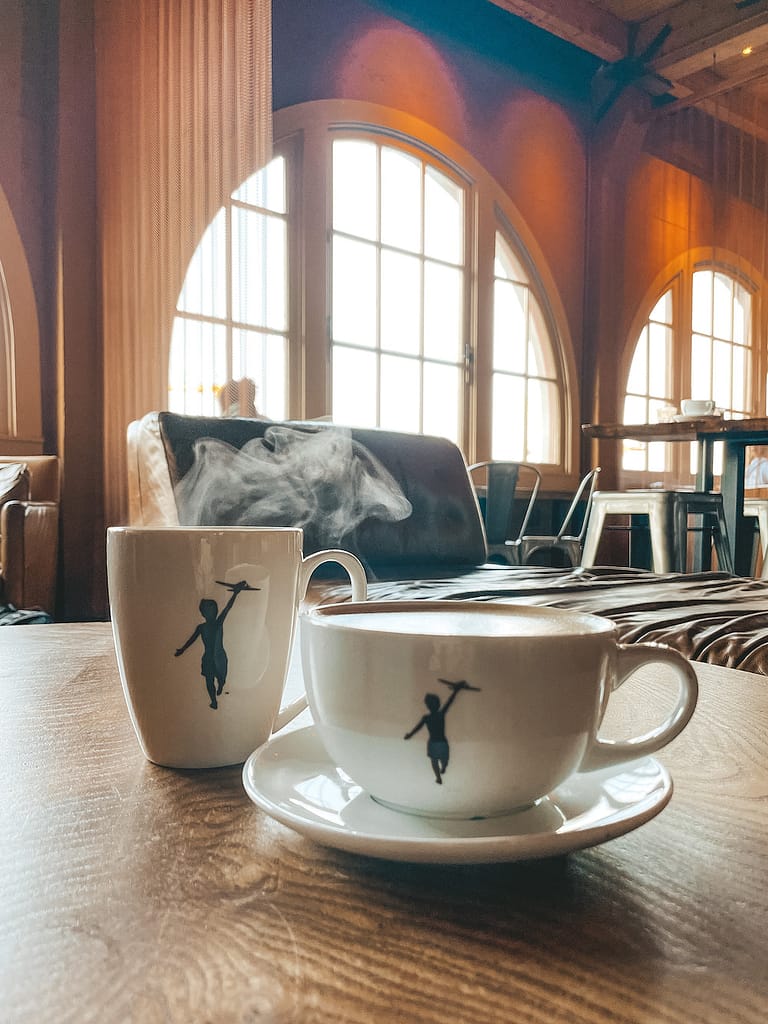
(242, 726, 673, 864)
(671, 412, 722, 422)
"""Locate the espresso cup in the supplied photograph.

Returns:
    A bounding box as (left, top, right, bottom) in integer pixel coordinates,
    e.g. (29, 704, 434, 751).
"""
(300, 601, 698, 819)
(107, 527, 367, 768)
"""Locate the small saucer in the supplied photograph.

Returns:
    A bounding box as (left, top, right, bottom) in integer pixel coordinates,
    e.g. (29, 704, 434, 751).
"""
(242, 726, 673, 864)
(672, 412, 722, 422)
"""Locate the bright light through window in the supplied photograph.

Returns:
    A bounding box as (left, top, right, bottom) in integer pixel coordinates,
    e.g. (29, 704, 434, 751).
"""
(623, 289, 673, 473)
(330, 138, 464, 442)
(492, 234, 559, 462)
(623, 267, 755, 479)
(169, 156, 289, 419)
(164, 103, 571, 478)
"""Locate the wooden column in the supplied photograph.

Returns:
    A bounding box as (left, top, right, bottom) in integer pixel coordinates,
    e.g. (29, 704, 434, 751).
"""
(55, 0, 105, 619)
(582, 92, 650, 489)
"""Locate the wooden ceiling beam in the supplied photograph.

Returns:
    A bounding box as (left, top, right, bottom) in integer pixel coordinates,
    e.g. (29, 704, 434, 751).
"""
(643, 4, 768, 80)
(486, 0, 627, 63)
(650, 62, 768, 119)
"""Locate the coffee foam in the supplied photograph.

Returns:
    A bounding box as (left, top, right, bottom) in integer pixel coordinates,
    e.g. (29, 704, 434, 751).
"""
(311, 602, 611, 638)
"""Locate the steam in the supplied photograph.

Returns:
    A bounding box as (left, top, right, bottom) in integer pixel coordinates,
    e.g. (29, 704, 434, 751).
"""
(174, 425, 413, 550)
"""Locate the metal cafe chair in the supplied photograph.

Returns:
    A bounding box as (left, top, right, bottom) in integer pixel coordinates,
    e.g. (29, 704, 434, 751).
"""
(744, 497, 768, 578)
(468, 461, 542, 566)
(581, 487, 733, 573)
(518, 467, 601, 567)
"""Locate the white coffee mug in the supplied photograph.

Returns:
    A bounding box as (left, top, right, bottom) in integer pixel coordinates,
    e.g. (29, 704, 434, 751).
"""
(300, 601, 698, 819)
(107, 527, 367, 768)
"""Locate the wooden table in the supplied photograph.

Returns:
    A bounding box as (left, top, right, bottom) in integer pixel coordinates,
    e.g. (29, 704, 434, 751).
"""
(2, 623, 767, 1023)
(583, 415, 768, 574)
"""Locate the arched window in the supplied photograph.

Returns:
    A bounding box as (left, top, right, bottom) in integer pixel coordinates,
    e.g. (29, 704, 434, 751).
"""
(622, 260, 759, 481)
(169, 101, 574, 483)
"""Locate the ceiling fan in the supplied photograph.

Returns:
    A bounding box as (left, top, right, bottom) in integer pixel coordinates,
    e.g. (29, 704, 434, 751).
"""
(591, 23, 674, 122)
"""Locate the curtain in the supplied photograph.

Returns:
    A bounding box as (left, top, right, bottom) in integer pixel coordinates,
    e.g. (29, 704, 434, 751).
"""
(95, 0, 272, 526)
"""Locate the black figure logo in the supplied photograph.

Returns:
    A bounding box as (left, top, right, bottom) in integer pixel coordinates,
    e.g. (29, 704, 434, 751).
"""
(174, 580, 259, 709)
(403, 678, 481, 784)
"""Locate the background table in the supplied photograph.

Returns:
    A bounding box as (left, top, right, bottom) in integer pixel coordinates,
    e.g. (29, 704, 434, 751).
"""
(2, 623, 767, 1023)
(583, 415, 768, 574)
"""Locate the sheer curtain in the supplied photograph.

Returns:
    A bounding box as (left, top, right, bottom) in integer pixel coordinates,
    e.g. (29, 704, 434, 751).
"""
(95, 0, 272, 525)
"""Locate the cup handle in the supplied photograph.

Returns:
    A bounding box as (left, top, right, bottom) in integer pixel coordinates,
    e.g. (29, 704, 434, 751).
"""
(272, 549, 368, 733)
(579, 643, 698, 772)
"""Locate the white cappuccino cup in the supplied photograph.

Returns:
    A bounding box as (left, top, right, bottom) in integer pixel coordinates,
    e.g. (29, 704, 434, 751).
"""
(107, 527, 367, 768)
(300, 601, 698, 819)
(681, 399, 716, 416)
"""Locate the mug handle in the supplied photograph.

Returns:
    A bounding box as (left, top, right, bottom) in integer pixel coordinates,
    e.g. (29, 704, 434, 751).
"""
(579, 643, 698, 772)
(272, 549, 368, 732)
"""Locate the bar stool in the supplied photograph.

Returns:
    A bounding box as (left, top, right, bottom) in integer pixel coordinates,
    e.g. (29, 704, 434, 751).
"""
(581, 490, 733, 573)
(744, 497, 768, 579)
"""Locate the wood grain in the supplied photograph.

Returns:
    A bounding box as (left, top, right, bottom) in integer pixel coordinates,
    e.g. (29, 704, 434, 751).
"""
(1, 624, 767, 1023)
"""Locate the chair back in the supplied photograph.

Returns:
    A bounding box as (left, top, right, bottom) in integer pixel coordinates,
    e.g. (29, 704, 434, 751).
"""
(468, 461, 542, 545)
(556, 467, 601, 543)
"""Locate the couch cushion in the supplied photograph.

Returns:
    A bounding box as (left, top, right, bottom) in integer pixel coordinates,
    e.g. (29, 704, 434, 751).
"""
(0, 463, 29, 507)
(0, 462, 29, 573)
(157, 413, 487, 574)
(0, 456, 58, 502)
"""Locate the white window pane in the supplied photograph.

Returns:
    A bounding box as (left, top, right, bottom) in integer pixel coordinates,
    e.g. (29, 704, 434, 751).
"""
(232, 208, 287, 331)
(381, 147, 421, 253)
(647, 323, 670, 397)
(623, 393, 647, 424)
(232, 156, 286, 214)
(494, 232, 526, 283)
(733, 286, 750, 346)
(232, 330, 262, 403)
(232, 329, 287, 420)
(527, 294, 556, 378)
(690, 334, 712, 399)
(692, 271, 712, 335)
(733, 345, 747, 410)
(493, 279, 526, 372)
(381, 354, 420, 432)
(332, 346, 377, 426)
(381, 250, 421, 355)
(424, 262, 462, 361)
(623, 439, 646, 472)
(168, 317, 227, 415)
(626, 329, 648, 396)
(423, 362, 460, 443)
(491, 374, 525, 460)
(648, 441, 667, 474)
(712, 340, 732, 409)
(333, 139, 377, 241)
(332, 236, 377, 347)
(424, 166, 463, 264)
(177, 207, 227, 318)
(264, 337, 288, 420)
(713, 273, 733, 340)
(649, 290, 672, 325)
(526, 379, 558, 463)
(712, 441, 723, 478)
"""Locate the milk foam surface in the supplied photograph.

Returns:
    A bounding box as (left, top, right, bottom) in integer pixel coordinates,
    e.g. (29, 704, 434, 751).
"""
(313, 603, 609, 638)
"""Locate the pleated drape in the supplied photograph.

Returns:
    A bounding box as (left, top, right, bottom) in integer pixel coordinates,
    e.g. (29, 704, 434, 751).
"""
(95, 0, 272, 525)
